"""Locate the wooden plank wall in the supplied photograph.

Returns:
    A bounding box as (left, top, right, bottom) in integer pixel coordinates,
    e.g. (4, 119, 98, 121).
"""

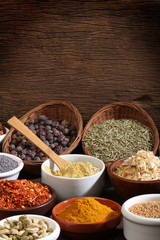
(1, 0, 160, 136)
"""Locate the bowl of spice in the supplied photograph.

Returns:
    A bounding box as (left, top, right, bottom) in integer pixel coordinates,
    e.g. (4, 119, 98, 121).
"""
(0, 153, 24, 180)
(0, 179, 56, 220)
(0, 214, 60, 240)
(82, 101, 159, 167)
(108, 150, 160, 200)
(122, 194, 160, 240)
(52, 196, 122, 240)
(2, 100, 83, 176)
(41, 154, 105, 202)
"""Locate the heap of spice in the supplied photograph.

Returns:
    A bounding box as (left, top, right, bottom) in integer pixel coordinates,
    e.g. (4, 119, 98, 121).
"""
(0, 179, 52, 209)
(44, 161, 101, 178)
(84, 119, 153, 164)
(114, 150, 160, 181)
(56, 197, 118, 223)
(129, 201, 160, 218)
(0, 215, 54, 239)
(0, 155, 18, 173)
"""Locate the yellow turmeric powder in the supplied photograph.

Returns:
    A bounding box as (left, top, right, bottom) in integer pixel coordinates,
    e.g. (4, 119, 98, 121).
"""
(56, 197, 118, 223)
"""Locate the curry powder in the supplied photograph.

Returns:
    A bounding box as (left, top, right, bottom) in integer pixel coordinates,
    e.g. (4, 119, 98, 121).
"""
(56, 197, 118, 223)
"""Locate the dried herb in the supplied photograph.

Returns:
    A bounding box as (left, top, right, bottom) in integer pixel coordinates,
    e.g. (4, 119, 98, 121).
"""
(84, 119, 153, 164)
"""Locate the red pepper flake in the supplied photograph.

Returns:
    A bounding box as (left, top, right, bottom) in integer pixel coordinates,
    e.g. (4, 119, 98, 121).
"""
(0, 179, 52, 209)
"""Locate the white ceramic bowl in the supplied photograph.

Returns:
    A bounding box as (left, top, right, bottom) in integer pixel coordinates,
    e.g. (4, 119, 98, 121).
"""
(41, 154, 105, 202)
(122, 194, 160, 240)
(0, 214, 60, 240)
(0, 127, 9, 144)
(0, 153, 24, 180)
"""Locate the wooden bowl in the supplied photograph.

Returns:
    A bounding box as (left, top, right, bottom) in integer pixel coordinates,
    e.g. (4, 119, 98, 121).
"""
(52, 197, 122, 240)
(0, 181, 56, 220)
(2, 100, 83, 176)
(82, 101, 159, 167)
(108, 158, 160, 200)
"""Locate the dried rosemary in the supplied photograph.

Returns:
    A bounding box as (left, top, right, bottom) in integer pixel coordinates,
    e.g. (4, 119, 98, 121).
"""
(84, 119, 153, 165)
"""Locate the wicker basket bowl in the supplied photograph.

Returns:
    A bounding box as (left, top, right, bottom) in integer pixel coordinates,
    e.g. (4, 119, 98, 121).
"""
(2, 101, 83, 176)
(82, 102, 159, 167)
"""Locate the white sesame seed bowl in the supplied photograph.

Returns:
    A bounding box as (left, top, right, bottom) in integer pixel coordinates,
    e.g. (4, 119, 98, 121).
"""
(0, 214, 60, 240)
(121, 194, 160, 240)
(0, 153, 24, 180)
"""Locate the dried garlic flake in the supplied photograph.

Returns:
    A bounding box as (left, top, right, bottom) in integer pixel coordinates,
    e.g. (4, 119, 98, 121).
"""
(114, 150, 160, 181)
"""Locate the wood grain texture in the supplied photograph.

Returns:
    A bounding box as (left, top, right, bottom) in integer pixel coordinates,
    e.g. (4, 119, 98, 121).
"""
(0, 0, 160, 136)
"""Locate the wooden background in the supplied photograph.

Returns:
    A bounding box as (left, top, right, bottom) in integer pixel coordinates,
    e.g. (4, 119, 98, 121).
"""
(1, 0, 160, 135)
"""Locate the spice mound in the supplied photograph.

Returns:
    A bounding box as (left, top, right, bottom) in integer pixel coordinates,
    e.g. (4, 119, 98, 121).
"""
(114, 150, 160, 181)
(84, 119, 153, 164)
(0, 155, 18, 173)
(129, 201, 160, 218)
(56, 197, 118, 223)
(0, 123, 5, 135)
(0, 180, 52, 209)
(0, 215, 54, 239)
(45, 161, 101, 178)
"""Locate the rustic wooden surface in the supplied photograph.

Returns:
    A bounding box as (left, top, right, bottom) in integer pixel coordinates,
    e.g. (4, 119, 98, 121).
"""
(0, 0, 160, 134)
(0, 1, 160, 238)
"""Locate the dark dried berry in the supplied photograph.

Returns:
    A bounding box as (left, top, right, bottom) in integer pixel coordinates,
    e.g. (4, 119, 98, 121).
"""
(63, 128, 69, 135)
(39, 115, 48, 121)
(46, 133, 53, 141)
(9, 115, 77, 161)
(16, 146, 23, 152)
(58, 125, 64, 131)
(55, 145, 63, 154)
(9, 144, 15, 150)
(61, 140, 68, 147)
(50, 143, 56, 149)
(57, 134, 65, 143)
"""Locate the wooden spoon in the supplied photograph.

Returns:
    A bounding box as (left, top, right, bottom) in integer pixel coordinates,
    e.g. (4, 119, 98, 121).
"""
(7, 116, 69, 169)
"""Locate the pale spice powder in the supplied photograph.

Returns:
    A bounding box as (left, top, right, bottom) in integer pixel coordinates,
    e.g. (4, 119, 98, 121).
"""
(44, 161, 101, 178)
(129, 201, 160, 218)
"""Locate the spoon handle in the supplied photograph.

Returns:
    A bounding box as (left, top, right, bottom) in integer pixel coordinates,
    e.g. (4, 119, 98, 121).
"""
(7, 116, 68, 169)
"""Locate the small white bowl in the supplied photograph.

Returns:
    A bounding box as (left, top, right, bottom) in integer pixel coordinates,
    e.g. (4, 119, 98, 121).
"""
(0, 214, 60, 240)
(122, 194, 160, 240)
(0, 127, 9, 144)
(0, 153, 24, 180)
(41, 154, 105, 202)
